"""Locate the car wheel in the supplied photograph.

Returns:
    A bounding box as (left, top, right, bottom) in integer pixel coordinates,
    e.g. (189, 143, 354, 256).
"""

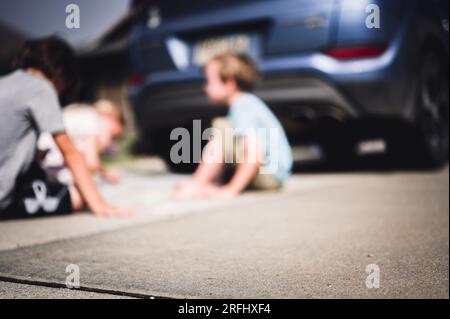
(319, 122, 357, 167)
(153, 127, 201, 174)
(161, 151, 199, 174)
(413, 49, 449, 168)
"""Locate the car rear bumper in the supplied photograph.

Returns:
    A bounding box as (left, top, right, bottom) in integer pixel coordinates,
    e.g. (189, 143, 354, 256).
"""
(129, 43, 416, 131)
(129, 74, 358, 129)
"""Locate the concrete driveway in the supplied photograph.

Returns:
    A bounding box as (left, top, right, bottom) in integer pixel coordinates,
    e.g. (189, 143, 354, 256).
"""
(0, 157, 448, 299)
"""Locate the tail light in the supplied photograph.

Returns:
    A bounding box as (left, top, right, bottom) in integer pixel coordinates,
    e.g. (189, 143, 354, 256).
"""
(325, 45, 387, 60)
(127, 73, 146, 86)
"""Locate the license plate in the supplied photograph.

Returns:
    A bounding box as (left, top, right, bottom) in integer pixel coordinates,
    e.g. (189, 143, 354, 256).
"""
(193, 34, 251, 66)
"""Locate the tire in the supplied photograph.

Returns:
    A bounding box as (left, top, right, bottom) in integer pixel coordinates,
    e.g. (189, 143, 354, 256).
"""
(160, 151, 199, 174)
(412, 49, 449, 168)
(132, 128, 167, 156)
(153, 127, 202, 174)
(319, 121, 357, 167)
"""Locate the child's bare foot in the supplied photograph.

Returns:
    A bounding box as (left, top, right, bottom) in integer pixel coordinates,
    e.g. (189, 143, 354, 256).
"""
(173, 179, 201, 200)
(197, 185, 240, 199)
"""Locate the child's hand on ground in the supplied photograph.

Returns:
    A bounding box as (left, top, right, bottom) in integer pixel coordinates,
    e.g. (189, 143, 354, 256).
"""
(91, 204, 134, 218)
(101, 168, 121, 184)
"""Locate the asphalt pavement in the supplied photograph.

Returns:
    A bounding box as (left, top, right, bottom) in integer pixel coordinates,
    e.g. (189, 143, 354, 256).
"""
(0, 157, 448, 299)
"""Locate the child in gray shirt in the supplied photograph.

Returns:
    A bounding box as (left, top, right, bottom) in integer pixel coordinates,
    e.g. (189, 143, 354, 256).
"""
(0, 37, 131, 220)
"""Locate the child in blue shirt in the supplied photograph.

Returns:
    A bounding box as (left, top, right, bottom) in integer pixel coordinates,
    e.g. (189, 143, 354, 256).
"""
(175, 53, 293, 199)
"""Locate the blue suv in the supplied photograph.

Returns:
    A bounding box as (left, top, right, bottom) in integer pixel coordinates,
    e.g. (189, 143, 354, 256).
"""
(128, 0, 449, 169)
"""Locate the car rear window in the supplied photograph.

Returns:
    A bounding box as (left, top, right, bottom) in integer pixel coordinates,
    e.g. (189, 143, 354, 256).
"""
(161, 0, 271, 18)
